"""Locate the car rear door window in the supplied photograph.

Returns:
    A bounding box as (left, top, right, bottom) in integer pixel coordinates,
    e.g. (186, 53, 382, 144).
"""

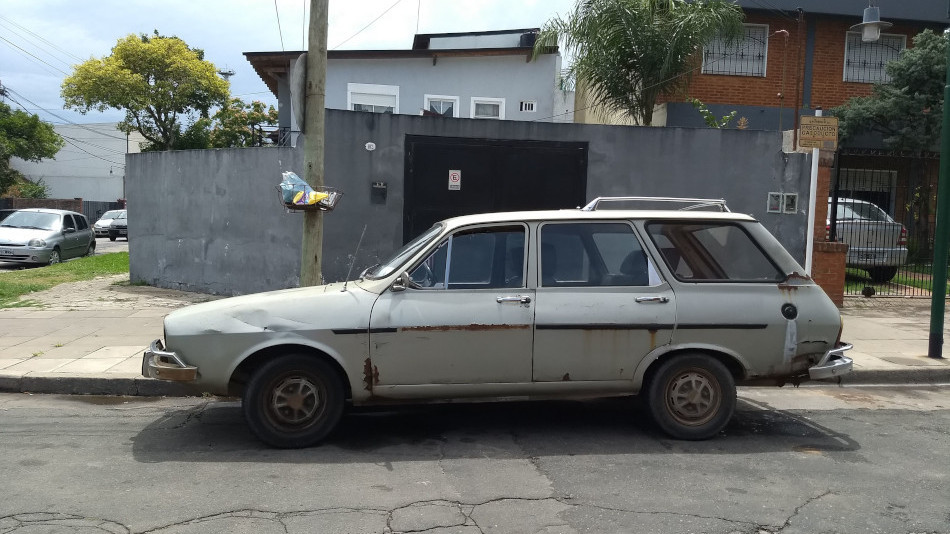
(540, 222, 656, 287)
(647, 222, 783, 282)
(63, 215, 76, 231)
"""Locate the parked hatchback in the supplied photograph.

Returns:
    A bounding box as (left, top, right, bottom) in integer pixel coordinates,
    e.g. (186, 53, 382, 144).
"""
(827, 198, 908, 283)
(108, 210, 128, 241)
(93, 209, 125, 237)
(0, 208, 95, 265)
(144, 197, 852, 448)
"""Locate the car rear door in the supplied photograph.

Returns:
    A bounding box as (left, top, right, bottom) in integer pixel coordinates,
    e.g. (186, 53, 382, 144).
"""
(531, 221, 676, 382)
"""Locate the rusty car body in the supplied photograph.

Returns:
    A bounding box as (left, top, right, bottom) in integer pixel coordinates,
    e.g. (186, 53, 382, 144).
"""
(144, 197, 852, 448)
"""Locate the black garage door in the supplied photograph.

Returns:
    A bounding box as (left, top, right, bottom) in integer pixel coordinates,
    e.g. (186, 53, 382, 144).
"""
(403, 135, 589, 241)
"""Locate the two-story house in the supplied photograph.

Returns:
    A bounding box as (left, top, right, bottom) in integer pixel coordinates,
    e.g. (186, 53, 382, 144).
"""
(244, 28, 573, 146)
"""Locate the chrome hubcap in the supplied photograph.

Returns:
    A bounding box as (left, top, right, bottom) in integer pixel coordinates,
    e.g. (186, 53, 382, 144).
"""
(269, 377, 321, 425)
(666, 369, 721, 426)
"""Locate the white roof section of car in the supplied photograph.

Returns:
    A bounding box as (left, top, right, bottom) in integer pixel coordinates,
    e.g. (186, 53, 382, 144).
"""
(441, 209, 757, 228)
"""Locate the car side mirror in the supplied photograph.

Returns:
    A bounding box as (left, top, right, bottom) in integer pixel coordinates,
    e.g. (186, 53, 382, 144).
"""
(390, 272, 410, 292)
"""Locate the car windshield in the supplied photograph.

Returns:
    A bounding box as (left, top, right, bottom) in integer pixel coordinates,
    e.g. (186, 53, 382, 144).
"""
(364, 223, 444, 280)
(99, 210, 122, 220)
(113, 211, 127, 220)
(831, 200, 892, 222)
(0, 211, 60, 230)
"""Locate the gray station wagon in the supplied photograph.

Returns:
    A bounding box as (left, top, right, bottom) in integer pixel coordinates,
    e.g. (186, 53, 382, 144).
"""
(144, 197, 852, 448)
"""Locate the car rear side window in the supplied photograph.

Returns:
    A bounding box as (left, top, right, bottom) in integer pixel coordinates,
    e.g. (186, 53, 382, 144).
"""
(540, 222, 657, 287)
(647, 222, 783, 282)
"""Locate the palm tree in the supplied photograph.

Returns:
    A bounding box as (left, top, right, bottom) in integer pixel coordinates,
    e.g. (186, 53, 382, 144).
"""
(536, 0, 744, 126)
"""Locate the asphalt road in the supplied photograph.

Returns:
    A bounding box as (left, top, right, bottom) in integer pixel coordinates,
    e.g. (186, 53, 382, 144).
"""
(0, 236, 128, 271)
(1, 385, 948, 534)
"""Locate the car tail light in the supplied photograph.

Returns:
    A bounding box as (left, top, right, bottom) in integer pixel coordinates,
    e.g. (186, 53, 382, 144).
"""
(898, 227, 907, 246)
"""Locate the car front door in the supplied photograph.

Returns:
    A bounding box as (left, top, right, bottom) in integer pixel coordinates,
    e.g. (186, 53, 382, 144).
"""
(532, 222, 676, 382)
(61, 214, 80, 258)
(369, 224, 534, 387)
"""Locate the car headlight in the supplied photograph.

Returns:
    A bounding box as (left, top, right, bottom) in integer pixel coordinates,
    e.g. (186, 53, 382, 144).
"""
(27, 239, 47, 247)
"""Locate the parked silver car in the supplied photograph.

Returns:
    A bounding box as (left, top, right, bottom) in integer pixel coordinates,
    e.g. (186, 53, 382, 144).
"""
(0, 208, 95, 265)
(108, 210, 128, 241)
(93, 209, 125, 237)
(144, 197, 852, 448)
(827, 198, 908, 283)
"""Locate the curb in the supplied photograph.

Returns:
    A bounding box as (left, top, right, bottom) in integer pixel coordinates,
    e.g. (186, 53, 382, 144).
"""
(1, 369, 948, 398)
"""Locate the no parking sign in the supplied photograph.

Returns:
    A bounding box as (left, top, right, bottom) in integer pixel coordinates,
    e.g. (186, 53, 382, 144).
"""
(448, 170, 461, 191)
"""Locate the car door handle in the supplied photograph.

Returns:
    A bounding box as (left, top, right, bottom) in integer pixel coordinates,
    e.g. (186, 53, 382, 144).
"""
(497, 295, 531, 304)
(635, 296, 669, 303)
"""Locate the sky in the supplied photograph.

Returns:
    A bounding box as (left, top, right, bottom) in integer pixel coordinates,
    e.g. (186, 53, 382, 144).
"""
(1, 0, 576, 126)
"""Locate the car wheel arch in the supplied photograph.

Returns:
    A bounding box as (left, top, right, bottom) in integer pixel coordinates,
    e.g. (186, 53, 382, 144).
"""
(635, 345, 747, 394)
(228, 343, 352, 401)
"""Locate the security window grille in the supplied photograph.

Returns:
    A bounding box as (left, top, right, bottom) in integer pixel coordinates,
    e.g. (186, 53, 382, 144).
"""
(428, 99, 455, 117)
(519, 101, 537, 112)
(702, 24, 767, 77)
(843, 32, 905, 84)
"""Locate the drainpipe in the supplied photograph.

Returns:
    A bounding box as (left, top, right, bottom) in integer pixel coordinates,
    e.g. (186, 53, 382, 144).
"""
(805, 108, 821, 275)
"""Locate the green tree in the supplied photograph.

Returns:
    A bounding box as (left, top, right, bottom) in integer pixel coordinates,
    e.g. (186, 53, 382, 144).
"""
(0, 100, 64, 195)
(209, 98, 279, 148)
(61, 31, 229, 151)
(833, 29, 946, 151)
(535, 0, 744, 126)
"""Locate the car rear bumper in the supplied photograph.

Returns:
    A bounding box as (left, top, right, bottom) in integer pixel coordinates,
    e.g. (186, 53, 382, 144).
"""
(809, 342, 853, 380)
(142, 339, 198, 381)
(846, 247, 908, 268)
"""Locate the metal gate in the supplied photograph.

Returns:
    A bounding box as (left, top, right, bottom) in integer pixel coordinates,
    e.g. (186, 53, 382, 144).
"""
(832, 149, 939, 297)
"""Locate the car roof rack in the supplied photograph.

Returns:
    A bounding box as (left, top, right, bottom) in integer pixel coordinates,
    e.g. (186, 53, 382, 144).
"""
(580, 196, 731, 212)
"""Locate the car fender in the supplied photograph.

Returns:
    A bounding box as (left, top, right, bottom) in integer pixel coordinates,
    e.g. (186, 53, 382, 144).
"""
(632, 342, 752, 390)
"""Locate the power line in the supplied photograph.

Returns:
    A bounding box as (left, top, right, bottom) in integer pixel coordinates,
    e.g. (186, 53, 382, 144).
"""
(0, 19, 75, 69)
(274, 0, 285, 51)
(0, 35, 69, 75)
(0, 15, 84, 62)
(3, 86, 128, 141)
(745, 0, 798, 23)
(332, 0, 405, 50)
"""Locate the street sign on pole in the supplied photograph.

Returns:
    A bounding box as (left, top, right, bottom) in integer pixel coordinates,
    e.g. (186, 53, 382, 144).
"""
(799, 116, 839, 150)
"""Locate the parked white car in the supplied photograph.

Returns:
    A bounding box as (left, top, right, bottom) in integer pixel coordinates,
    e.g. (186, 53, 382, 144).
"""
(827, 198, 908, 283)
(144, 197, 852, 448)
(93, 209, 126, 238)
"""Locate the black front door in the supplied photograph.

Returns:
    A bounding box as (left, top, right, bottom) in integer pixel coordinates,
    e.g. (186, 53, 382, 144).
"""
(403, 136, 588, 241)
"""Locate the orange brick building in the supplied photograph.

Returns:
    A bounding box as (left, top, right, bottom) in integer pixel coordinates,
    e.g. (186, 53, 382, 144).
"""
(661, 1, 946, 132)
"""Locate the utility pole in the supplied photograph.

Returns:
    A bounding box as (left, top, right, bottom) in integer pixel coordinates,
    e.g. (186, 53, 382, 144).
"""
(928, 20, 950, 358)
(300, 0, 329, 286)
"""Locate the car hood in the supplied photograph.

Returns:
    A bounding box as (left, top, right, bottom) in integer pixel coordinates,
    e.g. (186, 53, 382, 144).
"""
(163, 282, 375, 336)
(0, 227, 56, 244)
(94, 219, 114, 227)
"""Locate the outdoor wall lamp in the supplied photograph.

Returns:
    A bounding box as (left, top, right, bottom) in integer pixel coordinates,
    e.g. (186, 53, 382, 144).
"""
(850, 4, 892, 43)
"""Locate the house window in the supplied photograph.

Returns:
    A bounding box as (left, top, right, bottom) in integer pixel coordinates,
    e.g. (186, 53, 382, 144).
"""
(423, 95, 458, 117)
(843, 32, 905, 84)
(347, 83, 399, 114)
(702, 24, 768, 77)
(519, 101, 537, 112)
(471, 97, 505, 119)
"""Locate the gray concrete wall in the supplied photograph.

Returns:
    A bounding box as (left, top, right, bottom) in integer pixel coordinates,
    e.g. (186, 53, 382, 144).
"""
(128, 109, 810, 296)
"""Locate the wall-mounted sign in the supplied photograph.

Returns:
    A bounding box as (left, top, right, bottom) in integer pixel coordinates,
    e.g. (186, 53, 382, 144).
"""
(799, 116, 838, 150)
(365, 142, 376, 151)
(448, 169, 461, 191)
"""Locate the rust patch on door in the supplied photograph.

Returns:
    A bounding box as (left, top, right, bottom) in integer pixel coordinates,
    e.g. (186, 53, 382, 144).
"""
(362, 358, 379, 391)
(562, 373, 571, 381)
(401, 324, 530, 332)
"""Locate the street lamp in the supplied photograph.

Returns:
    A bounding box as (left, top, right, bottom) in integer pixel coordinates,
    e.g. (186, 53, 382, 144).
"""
(849, 5, 892, 43)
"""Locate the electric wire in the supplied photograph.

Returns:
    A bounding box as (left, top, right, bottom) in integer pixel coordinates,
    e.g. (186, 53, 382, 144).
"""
(0, 15, 83, 62)
(331, 0, 405, 50)
(0, 19, 75, 69)
(746, 0, 798, 23)
(0, 35, 69, 75)
(3, 86, 128, 141)
(274, 0, 285, 51)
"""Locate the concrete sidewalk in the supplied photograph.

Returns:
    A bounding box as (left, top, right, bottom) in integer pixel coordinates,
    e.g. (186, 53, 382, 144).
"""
(0, 297, 947, 396)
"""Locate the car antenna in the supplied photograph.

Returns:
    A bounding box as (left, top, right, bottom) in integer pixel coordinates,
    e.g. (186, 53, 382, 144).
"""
(342, 224, 368, 292)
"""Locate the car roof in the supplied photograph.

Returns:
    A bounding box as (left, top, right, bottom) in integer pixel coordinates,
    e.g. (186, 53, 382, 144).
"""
(14, 208, 83, 217)
(441, 209, 757, 228)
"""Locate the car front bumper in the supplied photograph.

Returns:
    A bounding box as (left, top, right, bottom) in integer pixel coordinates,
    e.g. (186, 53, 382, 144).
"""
(142, 339, 198, 381)
(110, 227, 128, 236)
(0, 246, 53, 264)
(808, 342, 853, 380)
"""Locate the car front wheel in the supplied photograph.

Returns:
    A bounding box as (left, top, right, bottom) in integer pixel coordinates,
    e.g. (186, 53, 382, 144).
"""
(47, 248, 61, 265)
(645, 354, 736, 440)
(108, 232, 117, 242)
(85, 242, 96, 257)
(243, 354, 345, 448)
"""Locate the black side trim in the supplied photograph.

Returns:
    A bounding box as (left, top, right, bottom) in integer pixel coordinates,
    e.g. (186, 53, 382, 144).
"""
(677, 324, 769, 330)
(536, 324, 675, 331)
(332, 328, 399, 335)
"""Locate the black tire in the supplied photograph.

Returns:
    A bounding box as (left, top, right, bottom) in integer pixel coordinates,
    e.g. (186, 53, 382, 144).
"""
(108, 233, 117, 241)
(85, 242, 96, 257)
(242, 354, 345, 448)
(47, 247, 61, 265)
(867, 266, 897, 283)
(645, 354, 736, 440)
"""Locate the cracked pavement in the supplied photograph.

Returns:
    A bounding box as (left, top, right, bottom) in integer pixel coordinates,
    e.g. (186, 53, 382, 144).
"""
(1, 386, 949, 533)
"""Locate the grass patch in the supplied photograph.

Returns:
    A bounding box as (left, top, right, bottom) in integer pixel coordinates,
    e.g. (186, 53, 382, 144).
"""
(0, 252, 129, 308)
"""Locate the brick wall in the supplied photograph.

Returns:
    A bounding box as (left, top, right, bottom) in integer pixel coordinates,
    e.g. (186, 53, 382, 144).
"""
(8, 198, 83, 213)
(664, 13, 927, 111)
(813, 241, 849, 307)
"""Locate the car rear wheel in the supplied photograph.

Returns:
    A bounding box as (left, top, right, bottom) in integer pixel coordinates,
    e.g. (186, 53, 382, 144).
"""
(47, 248, 61, 265)
(867, 266, 897, 283)
(243, 354, 344, 448)
(645, 354, 735, 440)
